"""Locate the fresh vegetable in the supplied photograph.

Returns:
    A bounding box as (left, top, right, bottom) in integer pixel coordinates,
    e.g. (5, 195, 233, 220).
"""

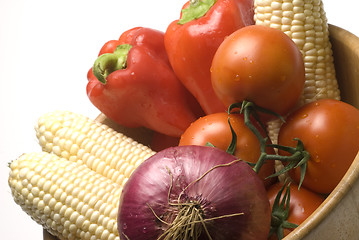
(164, 0, 254, 114)
(8, 152, 122, 240)
(11, 110, 164, 240)
(118, 145, 271, 240)
(225, 102, 310, 189)
(8, 0, 358, 239)
(35, 110, 156, 185)
(267, 182, 324, 239)
(87, 27, 203, 137)
(278, 99, 359, 194)
(254, 0, 340, 106)
(254, 0, 341, 145)
(179, 112, 276, 187)
(86, 27, 144, 83)
(211, 25, 305, 121)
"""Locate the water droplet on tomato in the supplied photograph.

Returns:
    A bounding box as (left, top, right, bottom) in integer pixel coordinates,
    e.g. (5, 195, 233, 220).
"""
(243, 57, 247, 61)
(123, 223, 127, 230)
(143, 227, 147, 233)
(313, 154, 321, 163)
(234, 75, 240, 82)
(301, 114, 308, 119)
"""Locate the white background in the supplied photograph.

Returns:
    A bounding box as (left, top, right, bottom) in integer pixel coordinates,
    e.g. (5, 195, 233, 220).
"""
(1, 1, 358, 239)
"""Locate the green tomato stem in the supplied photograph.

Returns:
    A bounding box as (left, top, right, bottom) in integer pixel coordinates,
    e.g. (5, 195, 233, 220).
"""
(225, 117, 237, 155)
(269, 183, 298, 240)
(228, 101, 310, 188)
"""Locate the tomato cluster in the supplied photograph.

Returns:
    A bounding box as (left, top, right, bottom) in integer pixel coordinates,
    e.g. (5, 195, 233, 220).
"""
(150, 24, 359, 240)
(278, 99, 359, 194)
(179, 112, 276, 188)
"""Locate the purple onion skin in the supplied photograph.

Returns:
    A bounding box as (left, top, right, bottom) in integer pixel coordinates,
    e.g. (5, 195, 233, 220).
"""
(117, 145, 271, 240)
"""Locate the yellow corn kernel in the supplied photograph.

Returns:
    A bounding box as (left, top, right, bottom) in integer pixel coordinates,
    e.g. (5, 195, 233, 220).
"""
(254, 0, 341, 181)
(254, 0, 340, 140)
(8, 152, 121, 240)
(35, 110, 155, 186)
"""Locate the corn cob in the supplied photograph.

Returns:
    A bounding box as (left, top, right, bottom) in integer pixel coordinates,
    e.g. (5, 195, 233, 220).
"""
(254, 0, 341, 180)
(254, 0, 340, 107)
(8, 152, 121, 240)
(35, 110, 155, 186)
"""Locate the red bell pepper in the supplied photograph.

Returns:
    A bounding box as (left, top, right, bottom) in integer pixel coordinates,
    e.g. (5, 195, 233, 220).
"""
(87, 27, 203, 137)
(164, 0, 254, 114)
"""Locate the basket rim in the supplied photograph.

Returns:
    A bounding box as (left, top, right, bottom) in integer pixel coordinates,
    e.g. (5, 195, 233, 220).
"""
(284, 24, 359, 239)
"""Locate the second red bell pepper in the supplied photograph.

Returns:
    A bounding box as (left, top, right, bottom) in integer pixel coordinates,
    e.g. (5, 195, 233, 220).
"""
(164, 0, 255, 114)
(87, 27, 203, 137)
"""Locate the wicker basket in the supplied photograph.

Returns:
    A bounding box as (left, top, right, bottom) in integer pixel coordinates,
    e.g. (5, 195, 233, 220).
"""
(43, 24, 359, 240)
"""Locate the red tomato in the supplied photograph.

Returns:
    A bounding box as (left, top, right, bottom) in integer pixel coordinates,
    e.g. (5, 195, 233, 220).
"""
(278, 99, 359, 194)
(211, 25, 305, 120)
(267, 182, 324, 239)
(179, 112, 276, 187)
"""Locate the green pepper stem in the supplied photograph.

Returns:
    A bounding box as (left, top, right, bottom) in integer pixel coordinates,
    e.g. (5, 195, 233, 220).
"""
(92, 44, 132, 84)
(178, 0, 216, 25)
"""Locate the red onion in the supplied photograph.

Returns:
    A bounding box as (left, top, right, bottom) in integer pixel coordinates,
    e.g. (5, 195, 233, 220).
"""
(117, 145, 271, 240)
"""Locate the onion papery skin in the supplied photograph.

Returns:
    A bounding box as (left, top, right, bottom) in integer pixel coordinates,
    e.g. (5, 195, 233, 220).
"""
(117, 145, 271, 240)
